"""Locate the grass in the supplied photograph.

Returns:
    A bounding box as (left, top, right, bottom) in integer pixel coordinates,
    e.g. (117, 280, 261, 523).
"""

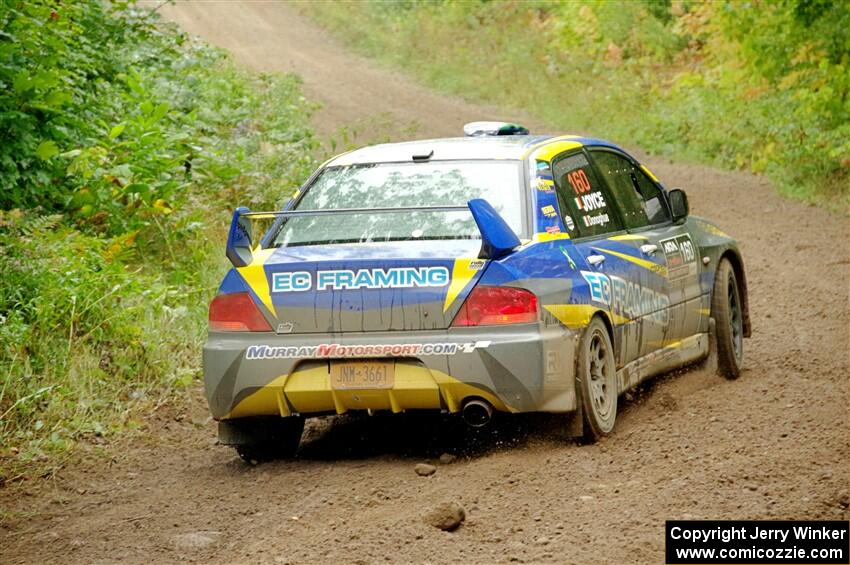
(0, 2, 318, 481)
(302, 0, 849, 212)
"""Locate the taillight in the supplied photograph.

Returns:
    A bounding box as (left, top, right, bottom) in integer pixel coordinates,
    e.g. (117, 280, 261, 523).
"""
(451, 285, 539, 327)
(209, 292, 272, 332)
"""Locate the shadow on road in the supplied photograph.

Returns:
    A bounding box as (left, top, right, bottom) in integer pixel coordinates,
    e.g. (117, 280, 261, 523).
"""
(292, 411, 576, 462)
(225, 362, 722, 467)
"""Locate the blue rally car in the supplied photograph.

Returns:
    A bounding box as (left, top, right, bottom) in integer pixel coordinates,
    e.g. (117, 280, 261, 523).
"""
(205, 122, 751, 462)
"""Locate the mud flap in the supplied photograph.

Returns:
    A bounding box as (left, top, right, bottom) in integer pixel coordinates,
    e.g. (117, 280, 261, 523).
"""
(565, 376, 585, 439)
(707, 317, 717, 368)
(218, 416, 302, 446)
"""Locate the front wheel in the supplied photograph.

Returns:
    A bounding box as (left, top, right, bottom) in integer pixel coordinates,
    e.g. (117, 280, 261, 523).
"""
(577, 316, 618, 442)
(712, 258, 744, 379)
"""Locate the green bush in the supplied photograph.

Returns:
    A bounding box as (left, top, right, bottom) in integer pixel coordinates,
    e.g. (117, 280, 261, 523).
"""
(0, 210, 205, 463)
(305, 0, 849, 208)
(0, 1, 318, 477)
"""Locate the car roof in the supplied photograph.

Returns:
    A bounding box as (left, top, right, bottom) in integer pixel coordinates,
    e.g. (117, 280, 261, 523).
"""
(327, 134, 625, 166)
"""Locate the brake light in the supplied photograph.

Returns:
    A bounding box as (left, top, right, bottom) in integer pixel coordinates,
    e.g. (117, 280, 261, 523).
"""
(209, 292, 272, 332)
(451, 285, 539, 327)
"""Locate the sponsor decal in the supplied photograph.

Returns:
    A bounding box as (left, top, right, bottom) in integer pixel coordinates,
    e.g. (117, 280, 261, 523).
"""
(244, 341, 492, 360)
(660, 234, 697, 280)
(564, 214, 575, 231)
(552, 153, 590, 180)
(276, 321, 295, 334)
(566, 169, 593, 195)
(581, 270, 669, 325)
(545, 350, 560, 380)
(272, 271, 312, 292)
(582, 213, 610, 227)
(535, 177, 555, 193)
(559, 245, 577, 270)
(272, 266, 450, 293)
(541, 205, 557, 218)
(468, 259, 486, 271)
(574, 191, 606, 212)
(545, 225, 561, 235)
(535, 160, 552, 174)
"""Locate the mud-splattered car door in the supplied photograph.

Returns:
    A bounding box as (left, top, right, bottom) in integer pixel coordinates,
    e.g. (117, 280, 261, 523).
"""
(587, 148, 702, 358)
(549, 149, 648, 371)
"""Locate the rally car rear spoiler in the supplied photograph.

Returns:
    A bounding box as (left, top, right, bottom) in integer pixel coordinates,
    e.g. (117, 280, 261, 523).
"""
(226, 199, 520, 268)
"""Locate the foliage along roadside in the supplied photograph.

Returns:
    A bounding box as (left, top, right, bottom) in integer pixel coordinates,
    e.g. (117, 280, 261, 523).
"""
(0, 0, 317, 480)
(304, 0, 849, 210)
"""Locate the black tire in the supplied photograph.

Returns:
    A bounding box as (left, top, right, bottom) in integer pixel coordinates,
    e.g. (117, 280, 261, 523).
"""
(229, 416, 305, 464)
(712, 258, 744, 379)
(577, 316, 617, 441)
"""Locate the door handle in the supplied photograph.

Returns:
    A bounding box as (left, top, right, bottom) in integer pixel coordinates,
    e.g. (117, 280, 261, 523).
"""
(640, 244, 658, 255)
(587, 254, 605, 267)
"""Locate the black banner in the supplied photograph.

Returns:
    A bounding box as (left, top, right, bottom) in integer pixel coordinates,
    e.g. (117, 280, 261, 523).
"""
(666, 520, 849, 564)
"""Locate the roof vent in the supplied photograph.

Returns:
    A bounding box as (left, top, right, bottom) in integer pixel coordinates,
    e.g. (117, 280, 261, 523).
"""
(463, 122, 529, 137)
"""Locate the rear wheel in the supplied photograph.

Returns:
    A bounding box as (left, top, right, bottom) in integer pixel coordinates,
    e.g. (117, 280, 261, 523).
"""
(712, 258, 744, 379)
(219, 416, 305, 464)
(577, 317, 617, 441)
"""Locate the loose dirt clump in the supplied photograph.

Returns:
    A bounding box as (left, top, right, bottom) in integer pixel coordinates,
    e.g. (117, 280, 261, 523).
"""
(425, 502, 466, 531)
(415, 463, 437, 477)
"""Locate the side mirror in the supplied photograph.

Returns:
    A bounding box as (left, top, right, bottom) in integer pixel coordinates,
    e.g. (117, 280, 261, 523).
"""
(668, 188, 689, 223)
(468, 198, 521, 259)
(226, 206, 254, 268)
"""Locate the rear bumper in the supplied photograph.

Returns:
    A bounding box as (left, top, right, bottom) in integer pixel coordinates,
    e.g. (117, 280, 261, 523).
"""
(203, 324, 578, 420)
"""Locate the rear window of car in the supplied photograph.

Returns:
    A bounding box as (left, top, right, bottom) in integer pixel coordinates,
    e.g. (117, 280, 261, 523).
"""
(551, 151, 622, 238)
(271, 161, 524, 247)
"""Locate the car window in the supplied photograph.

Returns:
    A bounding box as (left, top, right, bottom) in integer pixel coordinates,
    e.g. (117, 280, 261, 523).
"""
(589, 149, 670, 228)
(632, 166, 670, 224)
(271, 161, 523, 247)
(588, 150, 649, 229)
(551, 151, 621, 238)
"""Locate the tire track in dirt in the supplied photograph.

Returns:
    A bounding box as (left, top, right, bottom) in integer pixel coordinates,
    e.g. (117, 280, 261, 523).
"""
(1, 3, 847, 564)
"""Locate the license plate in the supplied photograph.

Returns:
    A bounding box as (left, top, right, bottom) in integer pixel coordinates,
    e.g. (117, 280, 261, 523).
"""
(330, 360, 395, 390)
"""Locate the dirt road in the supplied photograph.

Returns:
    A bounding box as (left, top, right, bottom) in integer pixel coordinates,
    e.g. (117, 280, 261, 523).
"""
(2, 3, 847, 564)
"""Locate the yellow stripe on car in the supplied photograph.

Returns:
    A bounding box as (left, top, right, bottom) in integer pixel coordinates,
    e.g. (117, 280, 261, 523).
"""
(236, 247, 276, 314)
(443, 257, 483, 312)
(525, 137, 583, 161)
(531, 232, 571, 243)
(640, 164, 660, 182)
(544, 304, 628, 328)
(590, 246, 668, 277)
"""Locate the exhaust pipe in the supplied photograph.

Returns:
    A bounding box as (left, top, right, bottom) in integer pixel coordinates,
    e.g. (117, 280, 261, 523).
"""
(462, 399, 493, 428)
